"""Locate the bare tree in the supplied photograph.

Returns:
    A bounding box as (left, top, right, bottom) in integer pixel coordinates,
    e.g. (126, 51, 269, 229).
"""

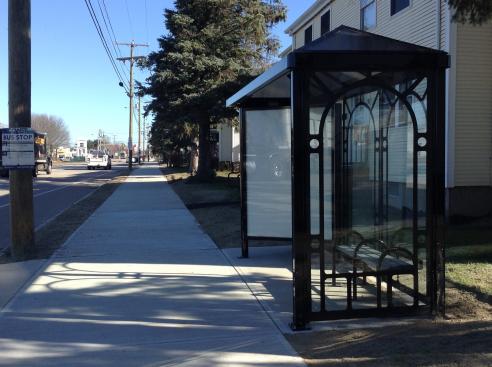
(31, 114, 70, 148)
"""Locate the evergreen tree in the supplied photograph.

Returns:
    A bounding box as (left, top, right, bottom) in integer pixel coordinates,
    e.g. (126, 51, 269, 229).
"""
(145, 0, 286, 179)
(449, 0, 492, 25)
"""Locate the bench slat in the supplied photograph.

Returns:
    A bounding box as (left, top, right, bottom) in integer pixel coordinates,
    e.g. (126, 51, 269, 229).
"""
(337, 245, 413, 273)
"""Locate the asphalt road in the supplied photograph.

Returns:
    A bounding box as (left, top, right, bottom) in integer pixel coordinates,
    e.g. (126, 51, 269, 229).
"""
(0, 161, 128, 252)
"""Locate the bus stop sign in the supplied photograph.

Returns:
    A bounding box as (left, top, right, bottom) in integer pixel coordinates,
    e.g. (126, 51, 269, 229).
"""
(1, 128, 35, 169)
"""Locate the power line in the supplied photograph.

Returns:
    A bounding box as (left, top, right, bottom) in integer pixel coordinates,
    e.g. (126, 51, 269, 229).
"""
(83, 0, 129, 92)
(100, 0, 122, 56)
(86, 0, 128, 89)
(96, 0, 130, 86)
(100, 0, 131, 75)
(96, 0, 120, 58)
(84, 0, 128, 91)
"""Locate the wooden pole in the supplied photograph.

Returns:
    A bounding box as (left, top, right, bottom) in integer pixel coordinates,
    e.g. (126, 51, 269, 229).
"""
(116, 42, 147, 169)
(143, 115, 146, 162)
(128, 42, 134, 169)
(8, 0, 35, 260)
(138, 94, 141, 164)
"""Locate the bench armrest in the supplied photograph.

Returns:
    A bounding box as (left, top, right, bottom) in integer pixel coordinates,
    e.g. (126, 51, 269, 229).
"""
(335, 229, 364, 245)
(377, 246, 416, 271)
(354, 238, 388, 258)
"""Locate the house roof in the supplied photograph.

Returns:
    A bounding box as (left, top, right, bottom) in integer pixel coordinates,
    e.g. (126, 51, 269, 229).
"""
(284, 0, 331, 35)
(226, 26, 449, 107)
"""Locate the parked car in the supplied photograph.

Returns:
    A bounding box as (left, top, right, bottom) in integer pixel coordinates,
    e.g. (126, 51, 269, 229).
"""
(87, 150, 111, 170)
(126, 156, 138, 164)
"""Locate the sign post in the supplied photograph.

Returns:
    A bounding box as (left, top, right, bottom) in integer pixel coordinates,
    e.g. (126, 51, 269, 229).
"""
(8, 0, 35, 260)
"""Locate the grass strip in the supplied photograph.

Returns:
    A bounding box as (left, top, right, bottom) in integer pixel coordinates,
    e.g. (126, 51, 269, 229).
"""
(0, 169, 129, 263)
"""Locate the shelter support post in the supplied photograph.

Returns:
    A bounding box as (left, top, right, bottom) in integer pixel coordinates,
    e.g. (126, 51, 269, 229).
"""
(291, 70, 311, 330)
(239, 108, 249, 258)
(428, 69, 447, 315)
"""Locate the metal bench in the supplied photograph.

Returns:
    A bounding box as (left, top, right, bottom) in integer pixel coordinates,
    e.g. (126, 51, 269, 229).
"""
(227, 161, 240, 179)
(335, 233, 417, 308)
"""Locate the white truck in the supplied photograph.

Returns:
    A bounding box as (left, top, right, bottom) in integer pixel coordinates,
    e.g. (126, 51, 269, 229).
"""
(86, 150, 111, 170)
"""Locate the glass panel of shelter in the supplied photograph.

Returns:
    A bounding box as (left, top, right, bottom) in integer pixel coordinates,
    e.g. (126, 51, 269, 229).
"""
(308, 70, 431, 316)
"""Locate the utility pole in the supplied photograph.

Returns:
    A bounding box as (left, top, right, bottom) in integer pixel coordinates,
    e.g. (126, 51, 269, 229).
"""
(137, 94, 142, 164)
(97, 129, 102, 151)
(117, 41, 147, 169)
(8, 0, 34, 260)
(143, 114, 146, 162)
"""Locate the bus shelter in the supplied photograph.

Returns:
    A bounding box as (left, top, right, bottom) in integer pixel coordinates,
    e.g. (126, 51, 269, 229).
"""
(226, 26, 449, 329)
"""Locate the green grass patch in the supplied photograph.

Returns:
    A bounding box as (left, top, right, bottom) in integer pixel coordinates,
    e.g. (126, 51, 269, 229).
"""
(447, 244, 492, 263)
(445, 222, 492, 299)
(446, 262, 492, 297)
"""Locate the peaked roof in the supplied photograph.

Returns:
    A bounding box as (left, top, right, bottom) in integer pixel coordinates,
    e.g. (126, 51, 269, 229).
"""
(296, 25, 444, 54)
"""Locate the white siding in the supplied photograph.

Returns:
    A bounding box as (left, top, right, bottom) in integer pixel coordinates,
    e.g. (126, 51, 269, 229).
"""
(295, 28, 305, 48)
(454, 22, 492, 186)
(288, 0, 492, 189)
(218, 124, 233, 162)
(440, 0, 449, 50)
(329, 0, 359, 30)
(232, 126, 240, 162)
(292, 0, 444, 50)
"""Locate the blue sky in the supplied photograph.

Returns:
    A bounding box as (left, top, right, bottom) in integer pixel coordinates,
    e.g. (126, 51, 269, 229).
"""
(0, 0, 308, 145)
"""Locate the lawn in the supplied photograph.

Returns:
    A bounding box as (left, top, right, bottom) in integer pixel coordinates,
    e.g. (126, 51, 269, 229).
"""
(446, 223, 492, 300)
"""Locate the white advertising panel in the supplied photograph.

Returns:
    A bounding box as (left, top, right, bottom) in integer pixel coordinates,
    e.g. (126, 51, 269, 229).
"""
(245, 109, 292, 238)
(1, 128, 35, 168)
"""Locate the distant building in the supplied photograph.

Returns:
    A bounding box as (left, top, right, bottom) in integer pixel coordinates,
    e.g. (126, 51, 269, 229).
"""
(56, 146, 73, 161)
(217, 124, 240, 163)
(209, 124, 241, 170)
(74, 139, 88, 157)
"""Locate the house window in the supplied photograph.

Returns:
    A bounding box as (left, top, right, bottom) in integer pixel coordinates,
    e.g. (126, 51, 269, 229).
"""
(304, 25, 313, 45)
(360, 0, 376, 30)
(321, 10, 330, 36)
(391, 0, 410, 15)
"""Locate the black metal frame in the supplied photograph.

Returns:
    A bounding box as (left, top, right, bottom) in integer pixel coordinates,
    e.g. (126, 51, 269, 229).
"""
(228, 26, 449, 330)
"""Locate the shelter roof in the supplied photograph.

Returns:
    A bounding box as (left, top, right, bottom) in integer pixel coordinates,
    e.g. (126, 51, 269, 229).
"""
(227, 26, 448, 107)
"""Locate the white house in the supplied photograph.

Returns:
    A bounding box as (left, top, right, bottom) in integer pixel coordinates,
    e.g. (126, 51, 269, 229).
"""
(283, 0, 492, 219)
(74, 139, 88, 157)
(217, 124, 240, 163)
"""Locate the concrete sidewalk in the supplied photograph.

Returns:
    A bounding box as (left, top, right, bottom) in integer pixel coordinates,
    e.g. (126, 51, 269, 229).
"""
(0, 164, 305, 366)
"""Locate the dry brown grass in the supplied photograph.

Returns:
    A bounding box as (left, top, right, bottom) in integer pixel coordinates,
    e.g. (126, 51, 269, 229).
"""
(287, 319, 492, 367)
